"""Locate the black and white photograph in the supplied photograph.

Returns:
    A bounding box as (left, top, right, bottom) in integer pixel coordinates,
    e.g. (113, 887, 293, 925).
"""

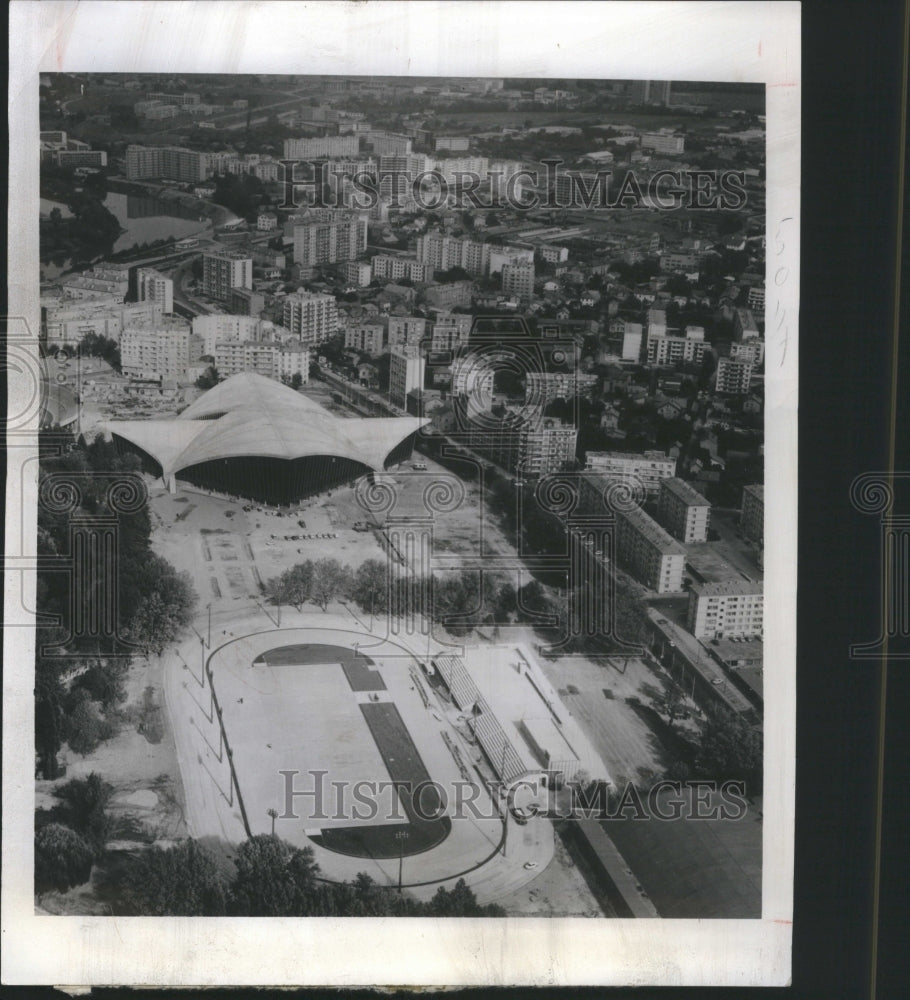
(4, 1, 801, 988)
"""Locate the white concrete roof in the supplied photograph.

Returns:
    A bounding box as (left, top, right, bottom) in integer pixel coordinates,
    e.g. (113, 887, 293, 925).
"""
(105, 371, 428, 477)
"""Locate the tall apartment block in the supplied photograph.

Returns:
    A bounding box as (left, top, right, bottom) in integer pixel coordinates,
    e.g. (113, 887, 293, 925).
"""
(687, 579, 763, 639)
(515, 421, 577, 477)
(430, 312, 473, 351)
(283, 135, 361, 159)
(387, 316, 426, 348)
(740, 484, 764, 543)
(136, 267, 174, 314)
(389, 345, 425, 408)
(292, 211, 368, 267)
(416, 232, 490, 277)
(501, 261, 535, 301)
(715, 356, 754, 394)
(345, 323, 386, 356)
(120, 319, 192, 380)
(282, 291, 339, 348)
(657, 477, 711, 543)
(125, 145, 207, 183)
(584, 450, 677, 496)
(202, 251, 252, 303)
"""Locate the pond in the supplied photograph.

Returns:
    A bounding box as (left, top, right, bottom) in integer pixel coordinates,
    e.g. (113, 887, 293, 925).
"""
(40, 191, 207, 253)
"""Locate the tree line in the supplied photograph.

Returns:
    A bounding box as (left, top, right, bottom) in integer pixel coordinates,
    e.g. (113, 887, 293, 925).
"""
(36, 798, 505, 917)
(36, 431, 198, 778)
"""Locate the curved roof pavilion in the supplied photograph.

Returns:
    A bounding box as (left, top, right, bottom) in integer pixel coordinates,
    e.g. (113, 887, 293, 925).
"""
(104, 372, 428, 495)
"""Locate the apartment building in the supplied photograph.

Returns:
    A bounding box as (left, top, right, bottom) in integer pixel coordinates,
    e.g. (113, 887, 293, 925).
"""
(451, 356, 495, 406)
(214, 340, 309, 381)
(641, 130, 685, 154)
(282, 291, 339, 348)
(125, 145, 207, 183)
(416, 232, 490, 277)
(44, 300, 164, 347)
(646, 324, 711, 365)
(525, 372, 600, 406)
(687, 579, 763, 639)
(715, 356, 754, 394)
(729, 339, 766, 366)
(120, 320, 193, 380)
(515, 421, 577, 477)
(615, 504, 686, 593)
(733, 307, 761, 341)
(370, 255, 434, 283)
(389, 345, 425, 408)
(136, 268, 173, 315)
(657, 477, 711, 543)
(202, 251, 252, 302)
(344, 261, 372, 287)
(54, 149, 108, 169)
(430, 312, 473, 351)
(584, 450, 677, 496)
(740, 484, 764, 543)
(501, 261, 535, 301)
(292, 211, 368, 267)
(283, 135, 360, 159)
(345, 323, 386, 356)
(387, 316, 427, 348)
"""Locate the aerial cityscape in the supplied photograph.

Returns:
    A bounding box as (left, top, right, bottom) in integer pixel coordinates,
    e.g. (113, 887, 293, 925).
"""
(35, 72, 766, 919)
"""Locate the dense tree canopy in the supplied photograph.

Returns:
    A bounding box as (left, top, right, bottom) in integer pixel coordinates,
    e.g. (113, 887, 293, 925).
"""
(126, 839, 229, 916)
(35, 824, 95, 893)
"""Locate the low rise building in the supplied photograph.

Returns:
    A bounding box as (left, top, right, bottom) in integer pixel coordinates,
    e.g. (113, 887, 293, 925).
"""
(584, 450, 677, 496)
(687, 579, 763, 639)
(646, 324, 711, 365)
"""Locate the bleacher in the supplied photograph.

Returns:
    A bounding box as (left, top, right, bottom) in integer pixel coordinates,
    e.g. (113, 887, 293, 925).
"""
(432, 654, 526, 784)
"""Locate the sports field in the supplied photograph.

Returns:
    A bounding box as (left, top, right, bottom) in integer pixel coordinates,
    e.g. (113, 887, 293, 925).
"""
(164, 620, 555, 899)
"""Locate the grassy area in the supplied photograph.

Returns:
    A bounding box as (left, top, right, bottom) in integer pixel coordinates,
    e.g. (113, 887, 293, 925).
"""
(310, 701, 451, 860)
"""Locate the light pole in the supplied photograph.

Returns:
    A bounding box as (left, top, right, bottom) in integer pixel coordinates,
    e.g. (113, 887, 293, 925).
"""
(267, 807, 278, 836)
(396, 829, 409, 892)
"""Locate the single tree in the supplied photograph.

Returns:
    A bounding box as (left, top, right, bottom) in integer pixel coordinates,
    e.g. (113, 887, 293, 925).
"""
(35, 823, 95, 893)
(310, 558, 352, 612)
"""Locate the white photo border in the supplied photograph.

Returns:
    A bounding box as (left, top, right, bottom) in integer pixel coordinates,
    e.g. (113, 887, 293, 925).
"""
(4, 0, 799, 987)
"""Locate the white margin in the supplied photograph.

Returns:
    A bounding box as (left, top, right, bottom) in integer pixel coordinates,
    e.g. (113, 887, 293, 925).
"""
(4, 1, 799, 987)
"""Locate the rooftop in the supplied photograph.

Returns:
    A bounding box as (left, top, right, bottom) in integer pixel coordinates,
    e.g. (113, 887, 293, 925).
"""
(661, 477, 711, 507)
(618, 504, 686, 556)
(690, 578, 763, 597)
